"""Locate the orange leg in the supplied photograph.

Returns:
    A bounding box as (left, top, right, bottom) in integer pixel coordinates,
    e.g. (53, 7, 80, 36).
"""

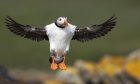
(50, 56, 58, 70)
(59, 56, 67, 70)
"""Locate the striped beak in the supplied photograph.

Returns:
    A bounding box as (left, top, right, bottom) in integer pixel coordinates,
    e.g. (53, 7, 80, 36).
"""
(64, 17, 68, 27)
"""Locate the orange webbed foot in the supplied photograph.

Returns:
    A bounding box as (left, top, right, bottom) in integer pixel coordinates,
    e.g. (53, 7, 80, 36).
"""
(59, 57, 67, 70)
(50, 56, 58, 70)
(59, 62, 67, 70)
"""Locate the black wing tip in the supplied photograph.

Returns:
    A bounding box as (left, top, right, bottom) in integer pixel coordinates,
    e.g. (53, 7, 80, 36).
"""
(95, 15, 117, 38)
(5, 15, 11, 19)
(109, 14, 117, 22)
(5, 16, 15, 24)
(5, 15, 13, 21)
(104, 15, 117, 27)
(111, 14, 116, 18)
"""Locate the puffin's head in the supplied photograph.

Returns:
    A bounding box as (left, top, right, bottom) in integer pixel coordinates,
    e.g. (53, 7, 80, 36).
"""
(55, 17, 68, 28)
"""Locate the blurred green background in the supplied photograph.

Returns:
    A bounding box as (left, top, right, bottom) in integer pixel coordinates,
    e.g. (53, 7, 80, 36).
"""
(0, 0, 140, 70)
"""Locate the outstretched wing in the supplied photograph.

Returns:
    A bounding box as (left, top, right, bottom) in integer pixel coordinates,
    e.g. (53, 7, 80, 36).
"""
(72, 15, 117, 42)
(5, 16, 48, 42)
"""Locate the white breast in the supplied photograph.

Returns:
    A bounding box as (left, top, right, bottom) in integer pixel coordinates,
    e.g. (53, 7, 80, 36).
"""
(45, 23, 76, 54)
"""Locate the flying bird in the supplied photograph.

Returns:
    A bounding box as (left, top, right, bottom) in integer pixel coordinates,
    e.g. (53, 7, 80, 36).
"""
(5, 15, 117, 70)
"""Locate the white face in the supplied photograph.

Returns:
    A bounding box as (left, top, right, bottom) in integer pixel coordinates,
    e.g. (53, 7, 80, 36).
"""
(56, 17, 68, 28)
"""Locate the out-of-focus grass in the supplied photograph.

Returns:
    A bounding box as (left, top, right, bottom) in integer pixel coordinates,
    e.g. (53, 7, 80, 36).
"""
(0, 0, 140, 70)
(0, 49, 139, 84)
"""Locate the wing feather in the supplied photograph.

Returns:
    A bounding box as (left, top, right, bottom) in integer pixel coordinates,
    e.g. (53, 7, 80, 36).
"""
(5, 16, 48, 42)
(72, 15, 117, 42)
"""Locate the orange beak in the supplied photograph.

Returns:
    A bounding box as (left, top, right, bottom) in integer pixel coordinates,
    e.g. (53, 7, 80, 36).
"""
(64, 18, 68, 27)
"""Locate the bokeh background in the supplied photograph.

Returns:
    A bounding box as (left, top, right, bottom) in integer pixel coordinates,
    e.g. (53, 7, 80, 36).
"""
(0, 0, 140, 84)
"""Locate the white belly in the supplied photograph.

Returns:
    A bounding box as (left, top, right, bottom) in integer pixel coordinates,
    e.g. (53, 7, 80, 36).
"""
(49, 29, 73, 52)
(45, 23, 76, 53)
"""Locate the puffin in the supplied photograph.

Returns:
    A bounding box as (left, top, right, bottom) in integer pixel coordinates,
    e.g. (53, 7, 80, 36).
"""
(5, 15, 117, 70)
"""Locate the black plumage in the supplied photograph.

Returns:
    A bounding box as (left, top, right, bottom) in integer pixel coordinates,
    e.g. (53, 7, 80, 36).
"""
(72, 15, 117, 42)
(5, 16, 48, 42)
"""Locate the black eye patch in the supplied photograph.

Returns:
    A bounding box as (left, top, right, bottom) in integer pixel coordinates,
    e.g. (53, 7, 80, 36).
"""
(59, 18, 62, 21)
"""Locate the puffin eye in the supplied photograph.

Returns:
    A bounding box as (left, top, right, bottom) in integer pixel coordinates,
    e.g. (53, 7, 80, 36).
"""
(59, 18, 62, 21)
